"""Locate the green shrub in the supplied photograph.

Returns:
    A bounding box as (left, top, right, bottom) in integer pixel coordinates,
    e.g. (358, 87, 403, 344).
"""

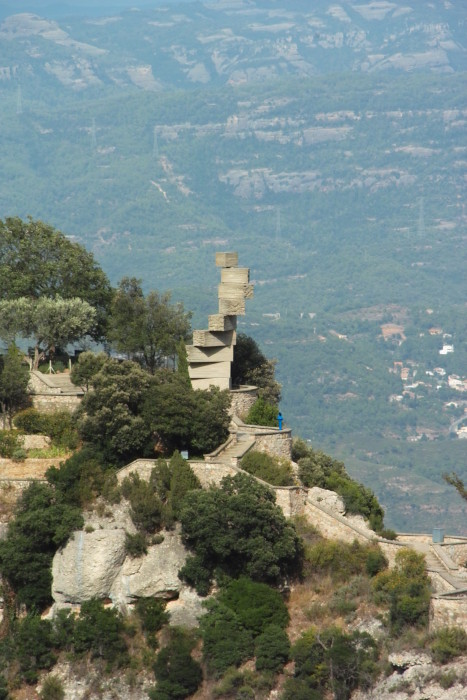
(240, 450, 294, 486)
(366, 549, 388, 577)
(0, 482, 83, 610)
(14, 408, 48, 434)
(297, 449, 346, 488)
(326, 473, 384, 533)
(255, 624, 290, 672)
(46, 447, 107, 507)
(11, 447, 27, 462)
(430, 626, 467, 664)
(0, 675, 8, 700)
(150, 628, 202, 700)
(245, 398, 278, 427)
(200, 599, 254, 677)
(52, 609, 76, 650)
(306, 539, 373, 581)
(46, 410, 79, 450)
(212, 668, 275, 699)
(218, 577, 289, 636)
(121, 473, 163, 534)
(0, 430, 21, 458)
(125, 532, 148, 557)
(14, 408, 78, 449)
(437, 669, 457, 689)
(179, 473, 304, 593)
(286, 626, 379, 700)
(40, 675, 65, 700)
(73, 599, 128, 666)
(372, 549, 431, 633)
(14, 615, 56, 684)
(135, 598, 169, 634)
(161, 451, 201, 519)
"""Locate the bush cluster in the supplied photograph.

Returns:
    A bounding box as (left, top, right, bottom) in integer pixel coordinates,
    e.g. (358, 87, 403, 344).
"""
(0, 482, 83, 610)
(240, 450, 294, 486)
(14, 408, 78, 450)
(0, 429, 22, 458)
(372, 549, 431, 633)
(294, 438, 386, 533)
(429, 626, 467, 664)
(150, 628, 202, 700)
(283, 626, 379, 700)
(200, 578, 290, 677)
(0, 599, 129, 690)
(121, 452, 201, 534)
(245, 397, 279, 427)
(305, 538, 388, 582)
(179, 473, 304, 595)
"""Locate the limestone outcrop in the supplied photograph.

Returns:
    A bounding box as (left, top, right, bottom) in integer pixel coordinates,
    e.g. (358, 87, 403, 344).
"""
(50, 502, 203, 627)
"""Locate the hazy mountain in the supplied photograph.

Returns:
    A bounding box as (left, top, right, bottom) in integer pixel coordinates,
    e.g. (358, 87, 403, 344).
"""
(0, 0, 466, 533)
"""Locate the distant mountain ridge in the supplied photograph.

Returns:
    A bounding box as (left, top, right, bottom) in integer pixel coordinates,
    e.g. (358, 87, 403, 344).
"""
(0, 1, 465, 95)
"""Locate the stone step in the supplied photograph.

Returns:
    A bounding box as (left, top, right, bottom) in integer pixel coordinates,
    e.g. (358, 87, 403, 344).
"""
(192, 329, 236, 348)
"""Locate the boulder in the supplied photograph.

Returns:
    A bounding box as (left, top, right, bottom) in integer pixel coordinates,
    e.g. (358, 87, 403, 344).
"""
(110, 529, 188, 605)
(52, 529, 126, 604)
(167, 587, 206, 629)
(308, 486, 346, 514)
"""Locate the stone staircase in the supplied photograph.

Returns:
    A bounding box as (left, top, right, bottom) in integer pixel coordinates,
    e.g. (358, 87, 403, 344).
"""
(30, 370, 82, 395)
(216, 433, 256, 467)
(409, 541, 467, 598)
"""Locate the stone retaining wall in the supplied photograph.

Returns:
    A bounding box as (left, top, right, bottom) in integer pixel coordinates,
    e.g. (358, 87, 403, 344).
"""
(273, 487, 308, 519)
(232, 419, 292, 460)
(430, 597, 467, 631)
(229, 386, 258, 417)
(32, 394, 82, 413)
(441, 542, 467, 568)
(190, 461, 237, 488)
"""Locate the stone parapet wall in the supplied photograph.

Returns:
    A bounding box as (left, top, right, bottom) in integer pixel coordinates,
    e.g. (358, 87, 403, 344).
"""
(117, 459, 158, 483)
(440, 542, 467, 568)
(189, 461, 237, 488)
(273, 487, 308, 519)
(252, 431, 292, 460)
(304, 501, 372, 545)
(229, 386, 258, 418)
(430, 597, 467, 631)
(32, 394, 82, 413)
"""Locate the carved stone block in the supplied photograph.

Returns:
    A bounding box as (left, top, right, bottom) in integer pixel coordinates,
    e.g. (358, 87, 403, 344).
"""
(186, 345, 234, 363)
(219, 298, 246, 315)
(215, 252, 238, 268)
(192, 329, 236, 347)
(188, 361, 231, 379)
(208, 314, 237, 332)
(221, 268, 250, 284)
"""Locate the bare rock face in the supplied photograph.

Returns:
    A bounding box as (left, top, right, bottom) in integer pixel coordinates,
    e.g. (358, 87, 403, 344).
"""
(110, 529, 188, 605)
(308, 486, 346, 514)
(167, 586, 206, 629)
(52, 529, 127, 604)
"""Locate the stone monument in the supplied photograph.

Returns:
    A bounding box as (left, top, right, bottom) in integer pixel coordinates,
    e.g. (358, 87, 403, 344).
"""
(187, 252, 253, 391)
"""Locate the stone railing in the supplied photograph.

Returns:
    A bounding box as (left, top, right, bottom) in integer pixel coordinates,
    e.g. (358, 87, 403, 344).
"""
(231, 416, 292, 460)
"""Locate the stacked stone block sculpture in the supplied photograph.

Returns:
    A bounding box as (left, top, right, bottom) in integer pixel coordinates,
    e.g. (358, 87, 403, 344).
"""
(187, 252, 253, 391)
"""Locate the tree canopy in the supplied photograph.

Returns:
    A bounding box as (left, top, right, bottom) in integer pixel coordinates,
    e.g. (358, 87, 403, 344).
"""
(0, 345, 30, 428)
(76, 357, 230, 464)
(0, 217, 112, 338)
(0, 482, 83, 610)
(0, 296, 97, 369)
(179, 472, 304, 594)
(108, 277, 191, 373)
(231, 333, 281, 404)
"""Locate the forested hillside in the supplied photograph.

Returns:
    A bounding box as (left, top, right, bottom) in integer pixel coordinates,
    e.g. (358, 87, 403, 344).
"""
(0, 1, 466, 532)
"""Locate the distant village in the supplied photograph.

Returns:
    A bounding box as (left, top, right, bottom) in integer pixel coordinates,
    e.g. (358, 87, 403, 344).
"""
(382, 323, 467, 441)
